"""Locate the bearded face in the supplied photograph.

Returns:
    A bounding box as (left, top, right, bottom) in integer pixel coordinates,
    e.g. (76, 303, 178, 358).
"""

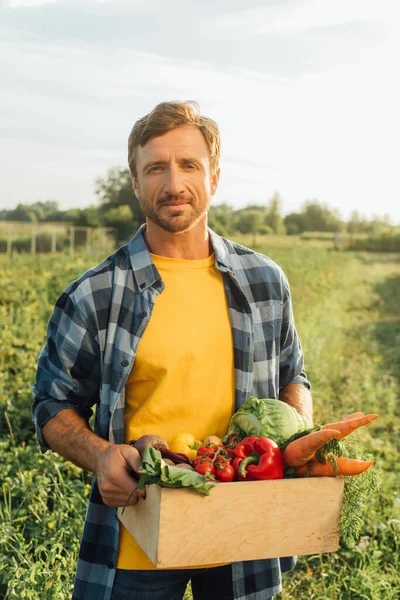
(132, 125, 219, 235)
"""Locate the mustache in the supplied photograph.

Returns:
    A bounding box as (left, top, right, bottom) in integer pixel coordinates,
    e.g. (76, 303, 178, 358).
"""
(158, 194, 192, 206)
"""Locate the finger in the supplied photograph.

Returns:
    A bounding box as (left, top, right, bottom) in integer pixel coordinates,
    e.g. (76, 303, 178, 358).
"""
(135, 486, 146, 500)
(121, 445, 142, 476)
(123, 483, 146, 507)
(101, 490, 140, 507)
(114, 468, 142, 494)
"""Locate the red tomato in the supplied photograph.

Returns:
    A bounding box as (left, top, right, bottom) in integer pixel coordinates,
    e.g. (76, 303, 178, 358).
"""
(194, 461, 215, 477)
(214, 461, 235, 482)
(197, 445, 219, 459)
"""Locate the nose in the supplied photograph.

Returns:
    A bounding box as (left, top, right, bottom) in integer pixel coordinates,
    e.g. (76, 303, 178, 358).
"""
(164, 164, 185, 197)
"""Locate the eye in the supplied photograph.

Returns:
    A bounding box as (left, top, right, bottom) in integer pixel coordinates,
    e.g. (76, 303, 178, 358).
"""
(148, 165, 163, 173)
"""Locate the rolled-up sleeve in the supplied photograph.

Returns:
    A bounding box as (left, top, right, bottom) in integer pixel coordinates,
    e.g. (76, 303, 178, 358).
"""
(32, 290, 101, 453)
(278, 274, 311, 390)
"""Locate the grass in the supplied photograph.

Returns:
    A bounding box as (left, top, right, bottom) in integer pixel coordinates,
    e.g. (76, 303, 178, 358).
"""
(1, 240, 399, 599)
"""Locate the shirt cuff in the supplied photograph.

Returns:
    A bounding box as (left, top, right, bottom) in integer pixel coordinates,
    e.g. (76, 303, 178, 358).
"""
(33, 398, 92, 453)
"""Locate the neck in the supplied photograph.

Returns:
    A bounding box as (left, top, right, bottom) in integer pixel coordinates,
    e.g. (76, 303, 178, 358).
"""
(143, 218, 212, 259)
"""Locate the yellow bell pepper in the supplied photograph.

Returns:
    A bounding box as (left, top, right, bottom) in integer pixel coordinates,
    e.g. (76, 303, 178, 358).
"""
(169, 433, 201, 461)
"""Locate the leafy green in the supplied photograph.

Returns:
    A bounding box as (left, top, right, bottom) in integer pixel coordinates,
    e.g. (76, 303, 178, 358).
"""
(280, 427, 381, 547)
(138, 447, 217, 496)
(338, 436, 381, 548)
(225, 396, 311, 444)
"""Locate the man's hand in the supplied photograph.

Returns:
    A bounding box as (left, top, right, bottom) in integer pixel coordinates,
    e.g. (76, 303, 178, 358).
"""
(41, 409, 146, 507)
(95, 443, 145, 507)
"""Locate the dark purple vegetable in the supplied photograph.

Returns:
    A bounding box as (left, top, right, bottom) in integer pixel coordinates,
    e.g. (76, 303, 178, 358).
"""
(128, 434, 169, 455)
(128, 436, 192, 466)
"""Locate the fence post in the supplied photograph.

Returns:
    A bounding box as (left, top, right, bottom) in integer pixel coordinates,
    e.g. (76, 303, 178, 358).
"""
(70, 226, 75, 257)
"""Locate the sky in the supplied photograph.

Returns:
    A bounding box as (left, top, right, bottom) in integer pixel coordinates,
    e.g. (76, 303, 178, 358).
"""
(1, 0, 399, 223)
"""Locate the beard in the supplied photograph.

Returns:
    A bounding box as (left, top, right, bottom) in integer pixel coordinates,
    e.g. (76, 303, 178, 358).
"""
(138, 193, 210, 234)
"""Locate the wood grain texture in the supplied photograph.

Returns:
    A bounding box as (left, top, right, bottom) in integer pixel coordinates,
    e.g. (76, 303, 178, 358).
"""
(117, 485, 162, 565)
(118, 478, 344, 568)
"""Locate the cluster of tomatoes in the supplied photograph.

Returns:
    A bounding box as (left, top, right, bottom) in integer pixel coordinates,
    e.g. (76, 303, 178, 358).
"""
(192, 443, 236, 483)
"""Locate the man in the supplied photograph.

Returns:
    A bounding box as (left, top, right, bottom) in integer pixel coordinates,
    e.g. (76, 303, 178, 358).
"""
(32, 100, 312, 600)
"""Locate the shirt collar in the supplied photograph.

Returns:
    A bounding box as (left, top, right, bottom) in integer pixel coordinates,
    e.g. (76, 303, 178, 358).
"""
(207, 228, 234, 273)
(127, 224, 234, 292)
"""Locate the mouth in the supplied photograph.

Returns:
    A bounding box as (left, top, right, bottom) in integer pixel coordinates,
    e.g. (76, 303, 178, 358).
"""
(160, 201, 190, 211)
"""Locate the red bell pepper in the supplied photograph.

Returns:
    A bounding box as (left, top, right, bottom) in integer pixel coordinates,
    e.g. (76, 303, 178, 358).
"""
(234, 436, 284, 480)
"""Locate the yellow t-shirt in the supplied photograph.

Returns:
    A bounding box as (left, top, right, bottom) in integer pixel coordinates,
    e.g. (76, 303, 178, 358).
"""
(117, 252, 235, 570)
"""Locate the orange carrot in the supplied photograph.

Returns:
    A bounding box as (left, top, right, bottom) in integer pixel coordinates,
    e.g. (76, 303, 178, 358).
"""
(342, 412, 364, 421)
(322, 414, 378, 439)
(295, 457, 374, 477)
(283, 429, 341, 467)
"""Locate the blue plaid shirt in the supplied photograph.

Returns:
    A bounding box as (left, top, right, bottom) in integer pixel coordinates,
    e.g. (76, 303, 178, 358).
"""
(32, 225, 310, 600)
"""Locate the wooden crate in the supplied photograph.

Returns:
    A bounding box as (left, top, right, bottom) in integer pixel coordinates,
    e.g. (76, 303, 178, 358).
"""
(117, 477, 344, 568)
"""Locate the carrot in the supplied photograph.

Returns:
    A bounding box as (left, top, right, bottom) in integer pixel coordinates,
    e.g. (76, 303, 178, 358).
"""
(342, 412, 364, 420)
(295, 457, 374, 477)
(322, 414, 378, 439)
(283, 429, 341, 467)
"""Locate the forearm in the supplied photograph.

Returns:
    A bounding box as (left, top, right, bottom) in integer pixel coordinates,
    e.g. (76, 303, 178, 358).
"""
(41, 408, 110, 474)
(42, 408, 143, 507)
(279, 383, 313, 424)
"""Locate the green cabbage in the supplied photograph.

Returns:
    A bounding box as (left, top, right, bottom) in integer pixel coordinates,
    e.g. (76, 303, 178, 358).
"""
(225, 396, 311, 444)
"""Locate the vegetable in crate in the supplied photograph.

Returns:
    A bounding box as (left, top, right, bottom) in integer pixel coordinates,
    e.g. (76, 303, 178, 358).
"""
(233, 436, 285, 481)
(282, 412, 378, 469)
(213, 456, 235, 482)
(169, 432, 201, 460)
(224, 396, 311, 445)
(128, 434, 192, 466)
(283, 429, 341, 467)
(279, 410, 380, 547)
(295, 457, 374, 477)
(137, 447, 217, 496)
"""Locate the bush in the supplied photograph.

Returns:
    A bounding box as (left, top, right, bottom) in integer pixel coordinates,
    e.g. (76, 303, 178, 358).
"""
(347, 231, 400, 252)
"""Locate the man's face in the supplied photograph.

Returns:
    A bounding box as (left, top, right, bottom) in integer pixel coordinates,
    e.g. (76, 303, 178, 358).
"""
(131, 125, 220, 234)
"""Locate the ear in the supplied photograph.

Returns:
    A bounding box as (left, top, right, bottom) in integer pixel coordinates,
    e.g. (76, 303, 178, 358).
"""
(130, 172, 140, 199)
(210, 168, 220, 197)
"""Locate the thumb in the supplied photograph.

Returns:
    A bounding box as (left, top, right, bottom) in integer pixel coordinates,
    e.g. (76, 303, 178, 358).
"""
(121, 444, 142, 477)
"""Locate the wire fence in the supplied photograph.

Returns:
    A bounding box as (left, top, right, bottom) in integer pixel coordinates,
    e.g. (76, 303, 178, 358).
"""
(0, 221, 116, 256)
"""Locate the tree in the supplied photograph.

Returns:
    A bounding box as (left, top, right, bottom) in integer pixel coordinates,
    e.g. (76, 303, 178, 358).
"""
(102, 206, 137, 244)
(283, 212, 305, 235)
(208, 203, 235, 236)
(95, 167, 144, 224)
(265, 193, 286, 234)
(64, 206, 101, 227)
(347, 211, 366, 234)
(3, 203, 37, 222)
(301, 200, 344, 232)
(234, 209, 264, 246)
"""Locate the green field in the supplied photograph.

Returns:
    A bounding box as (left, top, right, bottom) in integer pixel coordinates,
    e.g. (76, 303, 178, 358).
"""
(1, 238, 399, 600)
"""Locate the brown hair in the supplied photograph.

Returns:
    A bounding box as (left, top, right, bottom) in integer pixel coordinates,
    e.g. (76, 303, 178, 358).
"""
(128, 101, 220, 177)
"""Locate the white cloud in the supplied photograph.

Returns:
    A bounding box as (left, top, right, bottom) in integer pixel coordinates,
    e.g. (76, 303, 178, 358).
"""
(4, 0, 115, 6)
(4, 0, 58, 6)
(0, 0, 399, 221)
(214, 0, 394, 37)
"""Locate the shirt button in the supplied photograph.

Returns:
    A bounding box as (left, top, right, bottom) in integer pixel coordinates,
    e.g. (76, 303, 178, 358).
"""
(140, 311, 147, 318)
(121, 360, 129, 367)
(107, 561, 114, 569)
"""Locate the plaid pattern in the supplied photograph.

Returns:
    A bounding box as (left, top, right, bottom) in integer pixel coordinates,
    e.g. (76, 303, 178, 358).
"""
(32, 225, 310, 600)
